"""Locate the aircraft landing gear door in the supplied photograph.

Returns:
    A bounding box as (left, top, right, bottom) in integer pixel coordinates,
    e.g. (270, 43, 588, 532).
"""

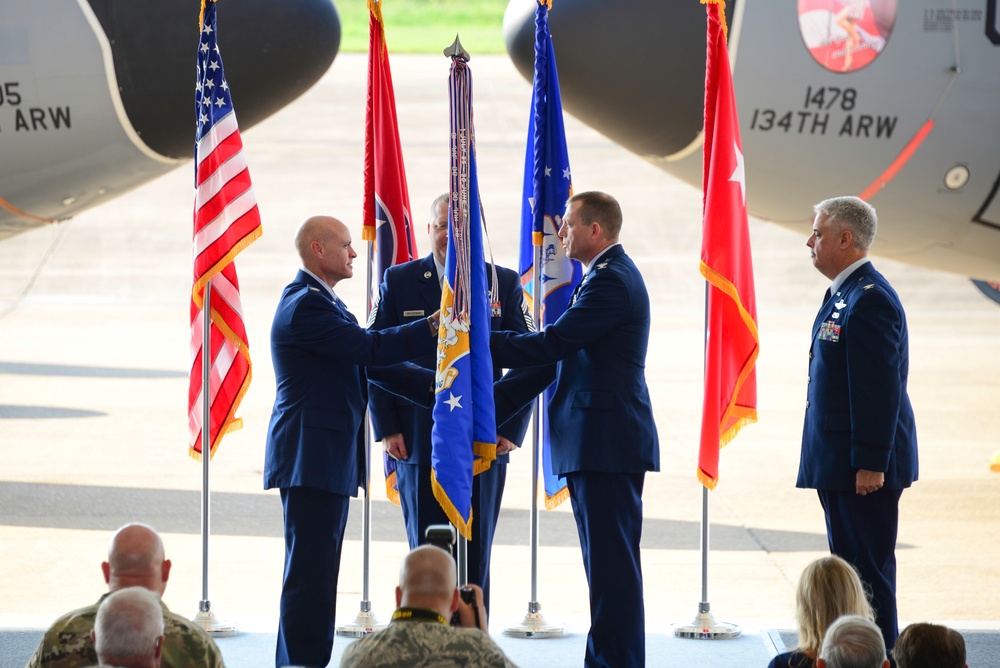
(988, 0, 1000, 45)
(974, 172, 1000, 234)
(972, 170, 1000, 304)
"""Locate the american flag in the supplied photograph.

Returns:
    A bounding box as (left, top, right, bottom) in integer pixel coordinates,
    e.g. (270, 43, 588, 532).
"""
(188, 0, 262, 460)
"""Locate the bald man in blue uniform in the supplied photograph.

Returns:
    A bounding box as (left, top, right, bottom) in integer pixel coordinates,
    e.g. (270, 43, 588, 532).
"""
(800, 196, 918, 654)
(264, 215, 438, 668)
(492, 191, 659, 668)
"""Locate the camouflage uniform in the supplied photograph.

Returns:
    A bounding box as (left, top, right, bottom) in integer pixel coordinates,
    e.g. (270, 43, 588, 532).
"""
(338, 615, 518, 668)
(25, 594, 225, 668)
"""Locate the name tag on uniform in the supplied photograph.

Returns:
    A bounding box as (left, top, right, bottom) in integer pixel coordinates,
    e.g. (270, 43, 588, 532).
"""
(818, 320, 841, 342)
(403, 309, 425, 317)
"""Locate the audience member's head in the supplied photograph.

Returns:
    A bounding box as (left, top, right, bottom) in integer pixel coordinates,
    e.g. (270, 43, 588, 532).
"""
(893, 622, 967, 668)
(92, 587, 165, 668)
(396, 544, 458, 620)
(817, 615, 888, 668)
(794, 555, 874, 662)
(102, 523, 171, 597)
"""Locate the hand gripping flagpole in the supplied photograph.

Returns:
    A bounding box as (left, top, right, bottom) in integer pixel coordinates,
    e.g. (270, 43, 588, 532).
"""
(503, 243, 563, 639)
(194, 283, 238, 636)
(337, 246, 386, 638)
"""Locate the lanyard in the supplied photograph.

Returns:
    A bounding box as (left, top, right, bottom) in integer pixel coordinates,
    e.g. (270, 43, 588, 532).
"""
(391, 607, 449, 625)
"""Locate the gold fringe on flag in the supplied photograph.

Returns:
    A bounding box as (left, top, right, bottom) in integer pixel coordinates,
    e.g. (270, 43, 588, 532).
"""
(385, 471, 401, 505)
(369, 0, 387, 57)
(471, 440, 497, 476)
(701, 0, 728, 40)
(697, 258, 760, 490)
(431, 469, 473, 540)
(544, 486, 570, 511)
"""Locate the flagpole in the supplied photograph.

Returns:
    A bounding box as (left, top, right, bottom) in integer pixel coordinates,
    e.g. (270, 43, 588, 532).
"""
(338, 245, 385, 638)
(504, 243, 564, 639)
(441, 32, 474, 592)
(457, 535, 468, 586)
(193, 283, 237, 636)
(673, 284, 739, 640)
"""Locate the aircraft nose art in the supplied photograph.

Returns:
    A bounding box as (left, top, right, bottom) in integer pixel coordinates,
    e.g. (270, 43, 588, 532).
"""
(86, 0, 341, 160)
(503, 0, 721, 160)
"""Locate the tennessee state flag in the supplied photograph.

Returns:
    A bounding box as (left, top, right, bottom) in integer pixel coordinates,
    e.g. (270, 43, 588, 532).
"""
(518, 0, 580, 509)
(698, 0, 758, 489)
(362, 0, 419, 502)
(430, 55, 496, 540)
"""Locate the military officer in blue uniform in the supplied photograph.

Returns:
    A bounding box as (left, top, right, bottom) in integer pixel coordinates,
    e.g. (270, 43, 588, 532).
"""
(492, 191, 659, 668)
(799, 196, 918, 654)
(367, 194, 532, 612)
(264, 215, 438, 668)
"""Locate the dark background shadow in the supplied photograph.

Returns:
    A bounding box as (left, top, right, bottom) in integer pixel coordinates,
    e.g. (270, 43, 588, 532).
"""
(0, 481, 864, 552)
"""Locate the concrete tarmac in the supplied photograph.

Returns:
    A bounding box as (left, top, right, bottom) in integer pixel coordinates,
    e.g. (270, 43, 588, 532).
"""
(1, 54, 999, 666)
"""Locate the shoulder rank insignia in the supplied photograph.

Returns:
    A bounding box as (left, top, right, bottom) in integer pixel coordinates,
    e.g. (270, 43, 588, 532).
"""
(863, 283, 875, 290)
(596, 262, 608, 270)
(309, 287, 320, 292)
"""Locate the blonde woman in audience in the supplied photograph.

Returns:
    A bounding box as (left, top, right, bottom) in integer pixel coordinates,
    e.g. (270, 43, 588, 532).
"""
(768, 555, 875, 668)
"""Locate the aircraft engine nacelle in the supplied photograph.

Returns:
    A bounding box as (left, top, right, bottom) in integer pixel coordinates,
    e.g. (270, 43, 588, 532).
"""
(504, 0, 1000, 283)
(0, 0, 340, 239)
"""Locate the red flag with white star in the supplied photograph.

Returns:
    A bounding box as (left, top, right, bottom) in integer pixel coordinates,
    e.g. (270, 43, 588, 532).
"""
(698, 0, 758, 489)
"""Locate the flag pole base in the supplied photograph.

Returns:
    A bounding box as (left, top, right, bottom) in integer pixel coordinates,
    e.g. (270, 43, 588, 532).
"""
(193, 602, 239, 637)
(336, 602, 385, 638)
(672, 609, 741, 639)
(502, 603, 566, 638)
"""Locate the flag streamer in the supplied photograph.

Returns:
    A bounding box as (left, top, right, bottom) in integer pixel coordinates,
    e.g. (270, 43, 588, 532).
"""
(189, 0, 262, 460)
(430, 55, 496, 540)
(698, 0, 758, 489)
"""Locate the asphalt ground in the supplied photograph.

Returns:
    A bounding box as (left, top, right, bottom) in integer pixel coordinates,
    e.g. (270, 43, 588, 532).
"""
(1, 54, 999, 666)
